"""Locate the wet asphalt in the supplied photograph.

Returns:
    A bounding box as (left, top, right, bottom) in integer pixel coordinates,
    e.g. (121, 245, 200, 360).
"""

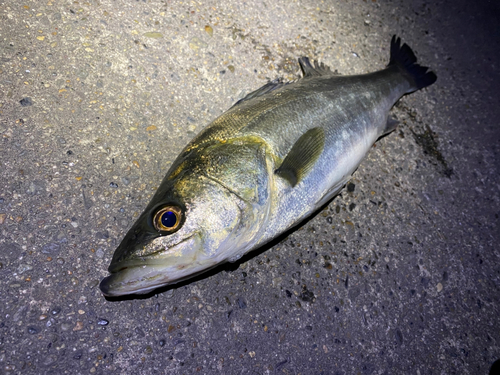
(0, 0, 499, 374)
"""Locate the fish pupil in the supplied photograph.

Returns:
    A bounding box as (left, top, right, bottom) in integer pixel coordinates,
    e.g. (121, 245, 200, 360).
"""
(161, 211, 177, 228)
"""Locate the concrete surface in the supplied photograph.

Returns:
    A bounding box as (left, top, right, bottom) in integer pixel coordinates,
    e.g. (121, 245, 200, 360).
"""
(1, 0, 499, 374)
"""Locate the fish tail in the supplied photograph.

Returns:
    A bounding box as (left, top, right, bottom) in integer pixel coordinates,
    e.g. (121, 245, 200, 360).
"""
(388, 35, 437, 93)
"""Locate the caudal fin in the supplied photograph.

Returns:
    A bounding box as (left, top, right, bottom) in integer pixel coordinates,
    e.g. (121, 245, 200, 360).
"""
(388, 35, 437, 92)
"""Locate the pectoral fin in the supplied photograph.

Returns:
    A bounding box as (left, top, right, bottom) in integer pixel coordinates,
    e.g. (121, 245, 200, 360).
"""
(275, 127, 325, 187)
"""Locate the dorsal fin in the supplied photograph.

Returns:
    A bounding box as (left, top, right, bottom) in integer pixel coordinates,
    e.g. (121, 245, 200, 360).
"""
(231, 78, 286, 107)
(275, 127, 325, 187)
(298, 57, 334, 77)
(231, 58, 337, 108)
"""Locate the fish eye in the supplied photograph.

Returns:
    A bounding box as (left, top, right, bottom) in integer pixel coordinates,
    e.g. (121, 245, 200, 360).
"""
(153, 206, 183, 232)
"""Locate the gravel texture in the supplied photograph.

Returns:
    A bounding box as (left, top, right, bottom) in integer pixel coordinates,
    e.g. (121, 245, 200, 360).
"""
(0, 0, 499, 374)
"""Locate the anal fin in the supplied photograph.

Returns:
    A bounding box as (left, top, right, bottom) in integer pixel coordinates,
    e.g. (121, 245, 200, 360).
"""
(381, 116, 399, 137)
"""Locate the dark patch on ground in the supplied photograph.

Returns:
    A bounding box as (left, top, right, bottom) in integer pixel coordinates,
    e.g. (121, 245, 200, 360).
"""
(411, 124, 454, 178)
(299, 285, 316, 303)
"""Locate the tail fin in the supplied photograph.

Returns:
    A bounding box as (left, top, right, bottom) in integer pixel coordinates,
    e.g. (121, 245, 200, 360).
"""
(388, 35, 437, 93)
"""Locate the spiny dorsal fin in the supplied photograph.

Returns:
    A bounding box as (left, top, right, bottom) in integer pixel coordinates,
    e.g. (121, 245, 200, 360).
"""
(298, 57, 334, 77)
(232, 58, 337, 108)
(275, 127, 325, 187)
(231, 78, 286, 107)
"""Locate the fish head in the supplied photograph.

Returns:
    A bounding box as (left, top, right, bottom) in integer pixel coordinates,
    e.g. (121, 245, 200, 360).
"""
(99, 165, 257, 297)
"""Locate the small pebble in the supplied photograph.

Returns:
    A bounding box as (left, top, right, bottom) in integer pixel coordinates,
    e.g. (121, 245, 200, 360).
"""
(237, 297, 247, 309)
(204, 25, 213, 36)
(189, 37, 207, 50)
(20, 97, 33, 106)
(165, 289, 174, 298)
(17, 264, 33, 274)
(143, 32, 163, 39)
(42, 242, 60, 255)
(437, 283, 443, 292)
(43, 355, 57, 366)
(97, 319, 109, 326)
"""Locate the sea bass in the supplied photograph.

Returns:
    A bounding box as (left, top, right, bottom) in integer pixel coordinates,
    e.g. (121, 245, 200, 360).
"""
(100, 36, 436, 297)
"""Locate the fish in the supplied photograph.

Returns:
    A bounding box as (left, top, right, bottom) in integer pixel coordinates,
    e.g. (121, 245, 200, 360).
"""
(99, 36, 436, 297)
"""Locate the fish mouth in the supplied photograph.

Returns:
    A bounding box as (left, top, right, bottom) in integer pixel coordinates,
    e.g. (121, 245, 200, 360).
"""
(99, 233, 212, 297)
(99, 263, 173, 297)
(99, 260, 221, 297)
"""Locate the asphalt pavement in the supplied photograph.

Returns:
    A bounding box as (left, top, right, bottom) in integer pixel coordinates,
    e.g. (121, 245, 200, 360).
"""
(0, 0, 499, 374)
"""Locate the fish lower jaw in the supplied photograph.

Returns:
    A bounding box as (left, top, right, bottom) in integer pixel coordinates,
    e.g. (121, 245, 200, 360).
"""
(99, 273, 165, 297)
(99, 259, 220, 297)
